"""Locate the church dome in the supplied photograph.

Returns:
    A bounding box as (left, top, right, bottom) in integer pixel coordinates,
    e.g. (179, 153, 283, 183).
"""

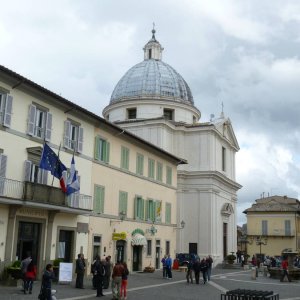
(110, 30, 194, 105)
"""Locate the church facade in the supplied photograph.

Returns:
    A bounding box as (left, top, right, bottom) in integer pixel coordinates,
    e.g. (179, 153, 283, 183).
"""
(103, 30, 242, 264)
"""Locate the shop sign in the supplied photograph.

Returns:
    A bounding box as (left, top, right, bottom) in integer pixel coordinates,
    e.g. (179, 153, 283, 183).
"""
(112, 232, 127, 240)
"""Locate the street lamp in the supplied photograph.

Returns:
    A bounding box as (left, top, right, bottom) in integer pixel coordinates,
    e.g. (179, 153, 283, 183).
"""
(173, 220, 185, 230)
(256, 236, 267, 261)
(110, 211, 126, 226)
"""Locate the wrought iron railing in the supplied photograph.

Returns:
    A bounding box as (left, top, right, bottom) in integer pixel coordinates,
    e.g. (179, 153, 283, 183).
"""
(0, 177, 92, 211)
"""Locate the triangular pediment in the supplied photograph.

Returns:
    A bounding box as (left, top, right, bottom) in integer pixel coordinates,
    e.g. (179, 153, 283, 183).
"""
(213, 118, 239, 151)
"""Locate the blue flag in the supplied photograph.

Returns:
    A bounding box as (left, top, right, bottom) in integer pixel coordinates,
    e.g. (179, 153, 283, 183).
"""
(39, 143, 67, 192)
(66, 156, 80, 196)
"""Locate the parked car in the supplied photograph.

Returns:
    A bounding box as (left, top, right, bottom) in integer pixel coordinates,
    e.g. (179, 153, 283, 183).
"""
(175, 253, 199, 266)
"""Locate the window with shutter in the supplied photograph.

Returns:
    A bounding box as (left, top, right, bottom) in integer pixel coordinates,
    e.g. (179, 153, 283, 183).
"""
(26, 104, 51, 140)
(165, 203, 171, 224)
(155, 200, 162, 222)
(0, 93, 13, 128)
(285, 220, 291, 236)
(134, 196, 144, 220)
(121, 146, 129, 170)
(0, 154, 7, 195)
(148, 158, 155, 179)
(262, 220, 268, 235)
(119, 191, 128, 216)
(64, 120, 83, 153)
(156, 162, 163, 182)
(166, 166, 172, 185)
(136, 153, 144, 175)
(95, 136, 110, 163)
(146, 199, 155, 222)
(94, 185, 105, 214)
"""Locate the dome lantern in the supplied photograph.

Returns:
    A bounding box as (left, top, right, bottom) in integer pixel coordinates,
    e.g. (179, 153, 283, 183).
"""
(143, 27, 164, 61)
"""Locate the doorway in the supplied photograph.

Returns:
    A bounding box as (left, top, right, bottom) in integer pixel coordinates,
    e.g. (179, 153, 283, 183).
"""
(116, 240, 126, 263)
(58, 230, 74, 262)
(132, 246, 142, 271)
(16, 222, 41, 263)
(189, 243, 197, 254)
(155, 247, 160, 269)
(223, 222, 228, 259)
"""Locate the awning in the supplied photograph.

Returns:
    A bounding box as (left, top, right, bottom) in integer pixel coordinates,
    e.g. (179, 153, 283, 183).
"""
(131, 233, 147, 246)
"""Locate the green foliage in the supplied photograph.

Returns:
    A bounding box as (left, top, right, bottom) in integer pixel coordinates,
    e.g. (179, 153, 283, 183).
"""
(53, 258, 64, 267)
(226, 254, 236, 261)
(11, 260, 21, 268)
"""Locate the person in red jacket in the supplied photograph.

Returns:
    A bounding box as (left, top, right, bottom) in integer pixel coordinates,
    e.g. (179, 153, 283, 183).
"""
(280, 256, 291, 282)
(24, 260, 37, 294)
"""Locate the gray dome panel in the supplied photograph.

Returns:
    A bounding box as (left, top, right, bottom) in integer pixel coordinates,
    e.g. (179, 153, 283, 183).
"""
(110, 59, 194, 105)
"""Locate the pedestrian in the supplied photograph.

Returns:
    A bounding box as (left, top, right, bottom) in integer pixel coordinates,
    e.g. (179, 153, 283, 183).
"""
(206, 255, 213, 281)
(161, 255, 167, 278)
(241, 254, 245, 267)
(165, 254, 173, 279)
(251, 255, 256, 267)
(280, 256, 291, 282)
(104, 255, 113, 289)
(193, 258, 201, 284)
(200, 258, 208, 284)
(75, 253, 85, 289)
(39, 263, 55, 300)
(186, 260, 193, 284)
(24, 260, 36, 294)
(91, 256, 97, 289)
(112, 260, 125, 300)
(20, 252, 32, 293)
(120, 262, 129, 300)
(94, 255, 106, 297)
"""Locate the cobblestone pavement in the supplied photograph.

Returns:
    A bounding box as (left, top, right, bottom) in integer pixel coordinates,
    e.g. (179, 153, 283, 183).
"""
(0, 268, 299, 300)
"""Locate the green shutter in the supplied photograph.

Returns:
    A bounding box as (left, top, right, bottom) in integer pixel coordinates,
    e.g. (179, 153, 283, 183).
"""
(100, 187, 105, 213)
(94, 137, 100, 160)
(166, 166, 172, 185)
(165, 203, 171, 224)
(105, 142, 110, 163)
(141, 198, 145, 220)
(94, 185, 102, 213)
(119, 191, 128, 215)
(134, 196, 138, 219)
(145, 199, 149, 221)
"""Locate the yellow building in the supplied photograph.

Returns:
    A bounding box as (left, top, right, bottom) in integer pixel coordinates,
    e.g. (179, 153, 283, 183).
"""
(244, 195, 300, 260)
(0, 64, 185, 278)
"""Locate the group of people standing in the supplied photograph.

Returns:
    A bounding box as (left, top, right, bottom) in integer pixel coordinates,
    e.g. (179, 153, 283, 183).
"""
(185, 256, 213, 284)
(161, 254, 173, 279)
(88, 255, 129, 299)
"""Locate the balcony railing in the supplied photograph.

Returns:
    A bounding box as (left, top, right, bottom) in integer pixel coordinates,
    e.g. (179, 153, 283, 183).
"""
(0, 177, 92, 211)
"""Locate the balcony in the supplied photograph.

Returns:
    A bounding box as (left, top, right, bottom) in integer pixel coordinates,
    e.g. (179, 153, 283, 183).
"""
(0, 177, 92, 211)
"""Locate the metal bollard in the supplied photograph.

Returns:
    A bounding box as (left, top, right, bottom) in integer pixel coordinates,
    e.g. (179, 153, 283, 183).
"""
(251, 267, 256, 280)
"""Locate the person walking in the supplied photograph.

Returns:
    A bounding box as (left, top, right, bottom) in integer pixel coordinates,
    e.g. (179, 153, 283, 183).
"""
(104, 255, 113, 289)
(120, 262, 129, 300)
(280, 256, 291, 282)
(24, 260, 36, 294)
(21, 252, 32, 293)
(193, 258, 201, 284)
(112, 260, 124, 300)
(161, 255, 167, 278)
(200, 258, 208, 284)
(165, 254, 173, 279)
(94, 255, 106, 297)
(75, 253, 85, 289)
(40, 263, 55, 300)
(186, 260, 193, 284)
(206, 255, 213, 281)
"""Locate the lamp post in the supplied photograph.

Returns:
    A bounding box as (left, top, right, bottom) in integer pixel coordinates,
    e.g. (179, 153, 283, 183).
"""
(256, 236, 267, 262)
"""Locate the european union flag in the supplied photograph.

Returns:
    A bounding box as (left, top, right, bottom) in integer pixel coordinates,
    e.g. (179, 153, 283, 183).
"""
(39, 143, 67, 192)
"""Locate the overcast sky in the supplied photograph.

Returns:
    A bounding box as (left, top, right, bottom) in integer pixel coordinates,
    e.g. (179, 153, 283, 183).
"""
(1, 0, 300, 225)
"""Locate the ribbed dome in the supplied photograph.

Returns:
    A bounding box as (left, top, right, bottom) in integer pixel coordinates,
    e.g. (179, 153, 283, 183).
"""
(110, 59, 194, 105)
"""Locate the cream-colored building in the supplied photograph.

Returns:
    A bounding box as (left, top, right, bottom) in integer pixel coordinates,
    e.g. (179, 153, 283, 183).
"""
(0, 64, 184, 278)
(244, 195, 300, 259)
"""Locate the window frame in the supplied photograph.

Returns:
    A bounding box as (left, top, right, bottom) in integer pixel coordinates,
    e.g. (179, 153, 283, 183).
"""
(156, 161, 163, 182)
(147, 239, 152, 256)
(166, 166, 172, 185)
(148, 158, 155, 179)
(119, 191, 128, 216)
(136, 153, 144, 175)
(165, 202, 171, 224)
(262, 220, 268, 235)
(285, 220, 291, 236)
(121, 146, 130, 170)
(127, 108, 137, 119)
(95, 136, 110, 163)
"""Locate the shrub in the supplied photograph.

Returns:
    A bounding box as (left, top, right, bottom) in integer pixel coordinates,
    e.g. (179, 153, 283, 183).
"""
(226, 254, 236, 261)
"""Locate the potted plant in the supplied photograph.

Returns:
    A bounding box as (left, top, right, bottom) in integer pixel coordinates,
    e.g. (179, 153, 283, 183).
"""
(7, 260, 22, 279)
(52, 258, 64, 281)
(226, 253, 236, 264)
(143, 263, 155, 273)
